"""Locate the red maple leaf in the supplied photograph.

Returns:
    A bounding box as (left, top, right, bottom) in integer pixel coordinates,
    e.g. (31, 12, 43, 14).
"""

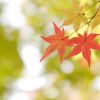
(40, 22, 72, 63)
(66, 31, 100, 67)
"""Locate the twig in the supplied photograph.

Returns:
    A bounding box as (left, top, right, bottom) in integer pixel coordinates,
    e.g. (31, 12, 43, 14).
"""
(67, 4, 100, 37)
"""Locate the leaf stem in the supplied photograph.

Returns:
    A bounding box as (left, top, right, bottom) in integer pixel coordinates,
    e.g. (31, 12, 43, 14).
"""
(88, 4, 100, 24)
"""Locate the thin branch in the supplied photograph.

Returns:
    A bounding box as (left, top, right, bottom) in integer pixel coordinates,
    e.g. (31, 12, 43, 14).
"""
(66, 4, 100, 38)
(88, 4, 100, 24)
(82, 1, 100, 13)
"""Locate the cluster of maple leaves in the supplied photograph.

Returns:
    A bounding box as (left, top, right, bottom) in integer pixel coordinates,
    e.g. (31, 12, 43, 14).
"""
(40, 1, 100, 67)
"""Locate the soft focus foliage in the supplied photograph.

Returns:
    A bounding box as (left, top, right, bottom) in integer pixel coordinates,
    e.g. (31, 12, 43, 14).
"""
(0, 0, 100, 100)
(0, 26, 23, 99)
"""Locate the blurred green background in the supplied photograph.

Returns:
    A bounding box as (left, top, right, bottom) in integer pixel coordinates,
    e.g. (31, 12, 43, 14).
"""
(0, 0, 100, 100)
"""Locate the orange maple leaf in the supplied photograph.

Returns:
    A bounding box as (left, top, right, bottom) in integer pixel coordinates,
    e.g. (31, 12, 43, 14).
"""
(66, 31, 100, 67)
(40, 22, 72, 63)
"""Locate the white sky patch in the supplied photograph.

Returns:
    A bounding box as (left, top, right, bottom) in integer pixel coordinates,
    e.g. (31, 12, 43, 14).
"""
(0, 0, 26, 28)
(61, 60, 74, 74)
(20, 44, 44, 77)
(13, 77, 47, 92)
(7, 92, 30, 100)
(16, 44, 47, 91)
(91, 76, 100, 91)
(17, 44, 47, 91)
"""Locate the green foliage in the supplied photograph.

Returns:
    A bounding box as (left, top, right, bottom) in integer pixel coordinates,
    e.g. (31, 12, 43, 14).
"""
(0, 26, 23, 99)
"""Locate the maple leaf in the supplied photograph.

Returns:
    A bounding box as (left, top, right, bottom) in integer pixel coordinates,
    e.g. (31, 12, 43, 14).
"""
(40, 22, 72, 63)
(66, 31, 100, 67)
(61, 0, 87, 30)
